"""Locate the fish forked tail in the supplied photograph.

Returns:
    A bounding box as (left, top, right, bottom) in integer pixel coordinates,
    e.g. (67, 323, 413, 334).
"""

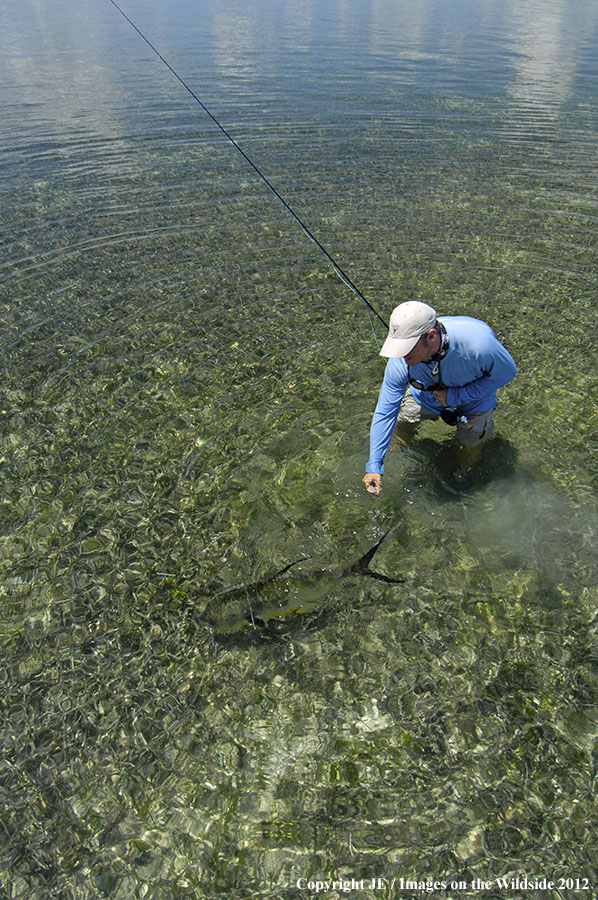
(344, 530, 404, 583)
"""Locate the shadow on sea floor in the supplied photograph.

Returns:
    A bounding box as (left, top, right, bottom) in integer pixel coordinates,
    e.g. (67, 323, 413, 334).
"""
(402, 434, 519, 498)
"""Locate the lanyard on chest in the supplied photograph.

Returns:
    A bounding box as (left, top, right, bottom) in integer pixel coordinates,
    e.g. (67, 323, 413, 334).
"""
(407, 323, 449, 390)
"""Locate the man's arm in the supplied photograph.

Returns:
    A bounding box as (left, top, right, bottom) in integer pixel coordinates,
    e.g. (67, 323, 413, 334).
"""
(365, 360, 409, 477)
(445, 342, 516, 409)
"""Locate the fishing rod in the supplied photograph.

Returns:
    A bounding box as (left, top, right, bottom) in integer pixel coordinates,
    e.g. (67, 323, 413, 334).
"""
(107, 0, 387, 341)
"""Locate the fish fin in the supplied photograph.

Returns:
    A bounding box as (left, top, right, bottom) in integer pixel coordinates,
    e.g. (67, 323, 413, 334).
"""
(345, 530, 390, 574)
(344, 531, 403, 583)
(364, 570, 405, 584)
(245, 607, 267, 628)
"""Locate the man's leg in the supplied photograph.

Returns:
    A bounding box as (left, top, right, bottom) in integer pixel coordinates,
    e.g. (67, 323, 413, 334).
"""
(391, 390, 438, 450)
(455, 442, 483, 476)
(454, 408, 496, 478)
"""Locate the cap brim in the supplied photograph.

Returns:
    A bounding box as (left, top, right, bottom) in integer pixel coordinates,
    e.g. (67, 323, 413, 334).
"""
(379, 334, 420, 358)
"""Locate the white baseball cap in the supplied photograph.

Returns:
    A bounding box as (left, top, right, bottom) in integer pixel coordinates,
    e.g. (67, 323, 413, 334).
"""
(379, 301, 437, 358)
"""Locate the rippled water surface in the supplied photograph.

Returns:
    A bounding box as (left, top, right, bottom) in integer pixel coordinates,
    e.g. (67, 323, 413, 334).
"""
(2, 0, 598, 897)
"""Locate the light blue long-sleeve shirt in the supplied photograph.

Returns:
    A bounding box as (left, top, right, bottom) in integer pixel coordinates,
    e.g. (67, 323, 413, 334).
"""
(366, 316, 517, 474)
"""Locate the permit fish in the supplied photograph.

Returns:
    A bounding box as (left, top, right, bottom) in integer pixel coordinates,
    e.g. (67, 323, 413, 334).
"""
(201, 531, 403, 632)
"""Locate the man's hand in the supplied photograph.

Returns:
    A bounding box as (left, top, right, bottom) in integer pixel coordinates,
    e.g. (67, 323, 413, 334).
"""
(433, 387, 448, 406)
(363, 473, 382, 495)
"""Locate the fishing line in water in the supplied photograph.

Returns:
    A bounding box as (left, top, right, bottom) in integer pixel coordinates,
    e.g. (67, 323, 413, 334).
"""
(107, 0, 387, 346)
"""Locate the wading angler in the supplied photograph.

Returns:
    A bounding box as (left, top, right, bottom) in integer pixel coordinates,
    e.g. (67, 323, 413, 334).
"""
(363, 301, 517, 493)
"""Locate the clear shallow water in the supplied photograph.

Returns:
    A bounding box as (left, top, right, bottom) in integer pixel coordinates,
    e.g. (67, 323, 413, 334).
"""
(1, 0, 597, 897)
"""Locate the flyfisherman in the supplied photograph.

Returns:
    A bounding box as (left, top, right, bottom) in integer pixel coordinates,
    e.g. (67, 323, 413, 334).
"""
(363, 301, 517, 494)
